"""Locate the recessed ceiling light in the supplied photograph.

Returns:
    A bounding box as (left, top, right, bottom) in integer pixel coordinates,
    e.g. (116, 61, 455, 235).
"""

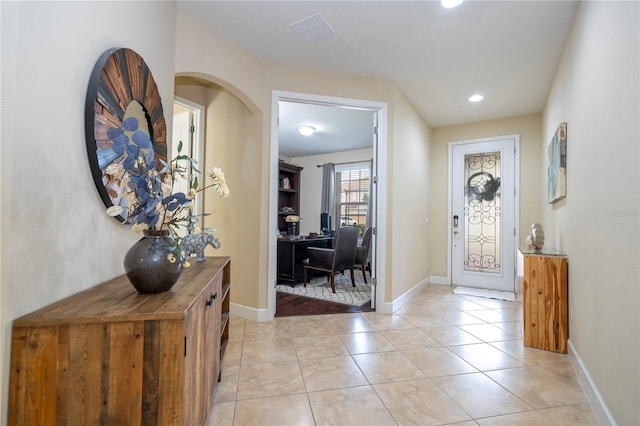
(469, 94, 484, 103)
(297, 125, 316, 136)
(441, 0, 463, 9)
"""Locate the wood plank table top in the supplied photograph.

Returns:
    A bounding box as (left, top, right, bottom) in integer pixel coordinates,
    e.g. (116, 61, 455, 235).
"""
(13, 256, 230, 326)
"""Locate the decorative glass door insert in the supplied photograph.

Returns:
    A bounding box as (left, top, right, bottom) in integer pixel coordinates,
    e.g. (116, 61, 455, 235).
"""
(464, 151, 502, 274)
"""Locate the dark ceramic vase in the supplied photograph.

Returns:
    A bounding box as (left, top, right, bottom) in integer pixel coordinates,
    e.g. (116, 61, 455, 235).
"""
(124, 230, 183, 293)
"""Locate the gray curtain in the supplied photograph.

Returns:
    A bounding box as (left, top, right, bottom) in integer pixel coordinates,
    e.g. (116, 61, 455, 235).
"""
(321, 163, 335, 223)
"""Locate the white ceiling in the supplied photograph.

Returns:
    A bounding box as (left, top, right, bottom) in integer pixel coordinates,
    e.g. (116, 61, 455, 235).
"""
(278, 101, 376, 157)
(178, 0, 578, 157)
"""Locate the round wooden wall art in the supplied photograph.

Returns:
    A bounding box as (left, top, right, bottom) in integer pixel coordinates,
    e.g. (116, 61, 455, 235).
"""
(85, 47, 167, 222)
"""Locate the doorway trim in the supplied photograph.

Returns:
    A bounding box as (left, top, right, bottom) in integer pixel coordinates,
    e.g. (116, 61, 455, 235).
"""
(173, 96, 205, 227)
(446, 134, 520, 289)
(173, 95, 205, 159)
(268, 90, 388, 320)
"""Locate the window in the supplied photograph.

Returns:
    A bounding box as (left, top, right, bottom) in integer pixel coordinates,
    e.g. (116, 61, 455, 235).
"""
(335, 163, 370, 229)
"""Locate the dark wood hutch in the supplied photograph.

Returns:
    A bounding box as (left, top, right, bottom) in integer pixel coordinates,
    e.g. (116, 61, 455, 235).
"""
(278, 161, 303, 235)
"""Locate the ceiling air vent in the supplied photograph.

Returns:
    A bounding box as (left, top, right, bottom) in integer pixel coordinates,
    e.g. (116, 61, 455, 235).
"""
(290, 13, 335, 43)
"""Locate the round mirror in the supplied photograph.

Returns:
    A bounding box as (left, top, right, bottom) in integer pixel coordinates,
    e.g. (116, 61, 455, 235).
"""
(85, 47, 167, 222)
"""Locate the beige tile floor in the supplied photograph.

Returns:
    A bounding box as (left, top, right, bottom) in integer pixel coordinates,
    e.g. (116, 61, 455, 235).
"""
(208, 285, 597, 425)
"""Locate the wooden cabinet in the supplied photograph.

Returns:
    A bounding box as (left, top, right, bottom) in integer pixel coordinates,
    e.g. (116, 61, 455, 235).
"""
(517, 249, 568, 353)
(8, 257, 231, 425)
(278, 161, 303, 235)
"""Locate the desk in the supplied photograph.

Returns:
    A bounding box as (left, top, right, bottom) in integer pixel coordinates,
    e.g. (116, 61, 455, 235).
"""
(277, 237, 333, 284)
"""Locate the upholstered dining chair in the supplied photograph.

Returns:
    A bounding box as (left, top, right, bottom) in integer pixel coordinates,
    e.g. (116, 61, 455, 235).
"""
(354, 226, 373, 283)
(303, 225, 359, 293)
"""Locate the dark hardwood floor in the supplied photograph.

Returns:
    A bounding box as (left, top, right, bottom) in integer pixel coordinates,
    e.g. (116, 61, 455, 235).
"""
(275, 291, 374, 317)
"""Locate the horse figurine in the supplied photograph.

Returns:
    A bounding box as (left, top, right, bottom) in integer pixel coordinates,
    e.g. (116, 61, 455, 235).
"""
(180, 231, 221, 262)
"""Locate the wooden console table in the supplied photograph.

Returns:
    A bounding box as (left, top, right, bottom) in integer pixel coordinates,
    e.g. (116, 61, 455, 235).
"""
(8, 257, 231, 425)
(517, 249, 568, 353)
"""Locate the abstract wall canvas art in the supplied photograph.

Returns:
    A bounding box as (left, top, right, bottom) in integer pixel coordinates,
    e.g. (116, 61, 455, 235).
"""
(548, 122, 567, 203)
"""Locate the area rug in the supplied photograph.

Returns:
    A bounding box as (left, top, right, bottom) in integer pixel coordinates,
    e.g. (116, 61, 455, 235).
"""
(276, 270, 371, 306)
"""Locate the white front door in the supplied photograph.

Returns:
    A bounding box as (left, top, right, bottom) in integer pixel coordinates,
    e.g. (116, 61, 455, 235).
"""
(450, 136, 519, 293)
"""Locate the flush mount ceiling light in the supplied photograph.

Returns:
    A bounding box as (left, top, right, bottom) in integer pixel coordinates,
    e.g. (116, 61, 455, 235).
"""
(441, 0, 463, 8)
(469, 94, 484, 103)
(297, 125, 316, 136)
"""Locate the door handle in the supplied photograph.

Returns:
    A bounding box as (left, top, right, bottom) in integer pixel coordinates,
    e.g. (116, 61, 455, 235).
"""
(205, 292, 218, 307)
(453, 215, 460, 236)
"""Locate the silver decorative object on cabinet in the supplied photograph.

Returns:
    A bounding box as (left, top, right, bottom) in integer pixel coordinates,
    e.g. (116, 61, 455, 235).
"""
(529, 223, 545, 252)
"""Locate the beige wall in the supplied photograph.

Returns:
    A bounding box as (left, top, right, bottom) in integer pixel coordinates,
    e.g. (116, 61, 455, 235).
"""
(175, 8, 433, 311)
(174, 9, 271, 310)
(429, 114, 543, 277)
(389, 86, 432, 301)
(0, 1, 177, 420)
(175, 77, 263, 309)
(542, 2, 639, 424)
(204, 85, 263, 308)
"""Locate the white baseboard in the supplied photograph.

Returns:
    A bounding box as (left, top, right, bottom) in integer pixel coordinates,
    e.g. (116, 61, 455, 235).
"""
(567, 339, 617, 425)
(382, 277, 431, 314)
(428, 275, 449, 285)
(229, 302, 269, 323)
